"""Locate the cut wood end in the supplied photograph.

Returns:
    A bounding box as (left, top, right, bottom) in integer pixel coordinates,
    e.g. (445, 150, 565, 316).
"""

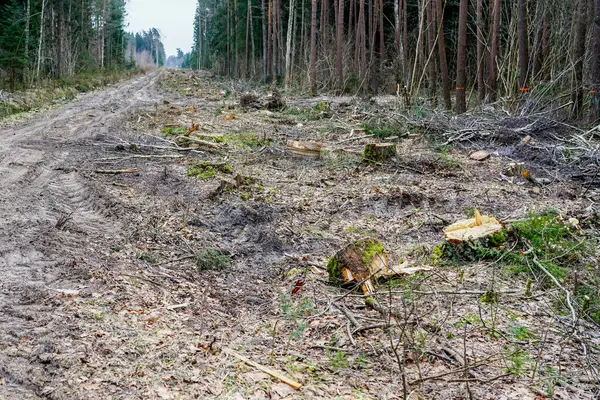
(443, 210, 503, 243)
(286, 140, 324, 157)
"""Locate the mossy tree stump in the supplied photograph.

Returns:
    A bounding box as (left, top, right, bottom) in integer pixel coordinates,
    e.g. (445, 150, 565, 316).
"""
(327, 239, 388, 294)
(363, 143, 397, 162)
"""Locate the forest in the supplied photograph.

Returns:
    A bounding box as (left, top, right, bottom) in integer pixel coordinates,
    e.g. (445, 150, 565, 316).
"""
(0, 0, 165, 89)
(190, 0, 600, 117)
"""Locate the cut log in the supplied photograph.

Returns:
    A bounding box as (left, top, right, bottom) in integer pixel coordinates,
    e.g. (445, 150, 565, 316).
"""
(286, 140, 324, 157)
(363, 143, 397, 162)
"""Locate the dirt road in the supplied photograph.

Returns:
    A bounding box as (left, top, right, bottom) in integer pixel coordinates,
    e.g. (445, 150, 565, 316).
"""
(0, 71, 162, 398)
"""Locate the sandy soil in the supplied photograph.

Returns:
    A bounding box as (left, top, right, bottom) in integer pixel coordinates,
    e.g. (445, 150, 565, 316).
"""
(0, 70, 598, 400)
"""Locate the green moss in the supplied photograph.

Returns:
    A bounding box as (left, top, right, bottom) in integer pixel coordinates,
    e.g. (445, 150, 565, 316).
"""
(187, 164, 216, 179)
(365, 297, 376, 306)
(359, 239, 385, 267)
(314, 101, 331, 112)
(429, 243, 445, 265)
(161, 126, 188, 137)
(327, 257, 343, 284)
(480, 290, 499, 304)
(187, 162, 233, 179)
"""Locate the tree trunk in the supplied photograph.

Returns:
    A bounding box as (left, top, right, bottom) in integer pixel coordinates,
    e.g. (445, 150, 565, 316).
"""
(246, 0, 251, 77)
(262, 0, 268, 77)
(321, 0, 329, 58)
(310, 0, 318, 95)
(101, 0, 106, 69)
(285, 0, 296, 87)
(476, 0, 485, 102)
(267, 0, 272, 78)
(227, 0, 231, 75)
(25, 0, 30, 61)
(572, 0, 587, 118)
(592, 0, 600, 120)
(436, 0, 451, 110)
(517, 0, 529, 94)
(427, 0, 437, 107)
(403, 0, 408, 85)
(335, 0, 344, 93)
(455, 0, 468, 114)
(488, 0, 502, 101)
(36, 0, 46, 78)
(359, 0, 367, 83)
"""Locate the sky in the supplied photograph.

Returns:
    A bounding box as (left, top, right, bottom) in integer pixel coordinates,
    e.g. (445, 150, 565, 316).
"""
(126, 0, 197, 57)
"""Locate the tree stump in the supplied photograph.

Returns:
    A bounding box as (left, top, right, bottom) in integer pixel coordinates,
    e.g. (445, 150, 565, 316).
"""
(363, 143, 397, 162)
(327, 239, 389, 294)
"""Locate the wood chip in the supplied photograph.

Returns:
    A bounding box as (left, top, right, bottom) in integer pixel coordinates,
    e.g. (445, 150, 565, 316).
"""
(469, 150, 490, 161)
(286, 140, 324, 157)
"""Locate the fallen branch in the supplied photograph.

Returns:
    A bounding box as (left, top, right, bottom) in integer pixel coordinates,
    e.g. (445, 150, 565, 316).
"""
(96, 154, 184, 161)
(530, 252, 577, 323)
(94, 169, 138, 174)
(223, 348, 302, 390)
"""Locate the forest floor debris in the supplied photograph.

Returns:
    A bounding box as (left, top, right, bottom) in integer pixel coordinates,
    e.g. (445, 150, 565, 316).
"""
(0, 70, 598, 399)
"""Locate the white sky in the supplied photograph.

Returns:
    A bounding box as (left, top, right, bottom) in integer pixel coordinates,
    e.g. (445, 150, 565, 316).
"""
(126, 0, 197, 57)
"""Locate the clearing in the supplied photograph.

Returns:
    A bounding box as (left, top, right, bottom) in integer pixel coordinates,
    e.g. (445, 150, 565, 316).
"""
(0, 70, 598, 399)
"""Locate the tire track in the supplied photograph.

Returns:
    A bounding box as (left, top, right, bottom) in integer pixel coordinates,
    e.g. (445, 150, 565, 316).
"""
(0, 70, 162, 398)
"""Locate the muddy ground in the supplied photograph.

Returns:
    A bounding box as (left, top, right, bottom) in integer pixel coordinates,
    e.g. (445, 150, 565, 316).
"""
(0, 70, 598, 400)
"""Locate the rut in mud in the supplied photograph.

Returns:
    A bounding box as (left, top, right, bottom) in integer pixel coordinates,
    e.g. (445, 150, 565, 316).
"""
(0, 70, 598, 400)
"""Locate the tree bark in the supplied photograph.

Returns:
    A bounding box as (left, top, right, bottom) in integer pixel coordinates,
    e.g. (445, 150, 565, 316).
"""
(101, 0, 106, 69)
(36, 0, 46, 78)
(476, 0, 485, 102)
(436, 0, 451, 110)
(267, 0, 272, 78)
(427, 0, 437, 107)
(310, 0, 318, 95)
(455, 0, 468, 114)
(517, 0, 529, 93)
(592, 0, 600, 120)
(335, 0, 344, 93)
(262, 0, 268, 77)
(285, 0, 296, 87)
(246, 0, 251, 77)
(488, 0, 502, 101)
(572, 0, 587, 118)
